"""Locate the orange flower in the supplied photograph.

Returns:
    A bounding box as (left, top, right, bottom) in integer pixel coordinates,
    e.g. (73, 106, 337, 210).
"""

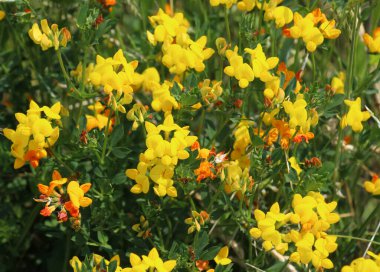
(194, 161, 215, 182)
(191, 141, 200, 151)
(196, 260, 209, 271)
(40, 206, 56, 217)
(24, 149, 47, 169)
(293, 132, 314, 143)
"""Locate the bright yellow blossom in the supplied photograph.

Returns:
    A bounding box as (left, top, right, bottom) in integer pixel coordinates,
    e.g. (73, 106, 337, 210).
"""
(4, 100, 61, 169)
(341, 97, 371, 132)
(214, 246, 232, 265)
(364, 175, 380, 196)
(331, 72, 345, 94)
(28, 19, 71, 51)
(363, 27, 380, 53)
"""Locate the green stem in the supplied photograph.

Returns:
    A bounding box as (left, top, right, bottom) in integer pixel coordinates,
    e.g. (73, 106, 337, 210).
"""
(100, 110, 113, 164)
(335, 234, 380, 246)
(333, 126, 343, 183)
(13, 205, 40, 255)
(56, 49, 81, 97)
(311, 53, 316, 82)
(224, 7, 231, 44)
(346, 4, 359, 99)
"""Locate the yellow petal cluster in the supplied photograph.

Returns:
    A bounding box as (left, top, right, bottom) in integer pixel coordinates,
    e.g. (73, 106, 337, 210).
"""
(250, 192, 340, 270)
(288, 9, 340, 52)
(199, 79, 223, 104)
(331, 72, 345, 95)
(148, 9, 214, 74)
(126, 114, 197, 197)
(210, 0, 237, 8)
(4, 100, 61, 169)
(28, 19, 71, 51)
(363, 27, 380, 53)
(282, 94, 318, 132)
(341, 251, 380, 272)
(214, 246, 232, 265)
(132, 215, 151, 239)
(341, 97, 371, 132)
(364, 175, 380, 196)
(125, 248, 176, 272)
(89, 49, 143, 109)
(224, 44, 278, 88)
(70, 254, 124, 272)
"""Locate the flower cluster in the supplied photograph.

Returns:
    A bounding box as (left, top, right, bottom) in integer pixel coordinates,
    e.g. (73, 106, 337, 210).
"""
(88, 49, 142, 112)
(341, 251, 380, 272)
(341, 97, 371, 132)
(285, 8, 341, 52)
(4, 100, 61, 169)
(126, 114, 197, 197)
(196, 246, 232, 271)
(34, 170, 92, 230)
(125, 248, 176, 272)
(185, 210, 210, 234)
(250, 192, 340, 270)
(364, 174, 380, 196)
(224, 44, 279, 88)
(28, 19, 71, 51)
(71, 254, 124, 272)
(86, 101, 115, 132)
(132, 215, 152, 239)
(363, 27, 380, 53)
(147, 8, 214, 74)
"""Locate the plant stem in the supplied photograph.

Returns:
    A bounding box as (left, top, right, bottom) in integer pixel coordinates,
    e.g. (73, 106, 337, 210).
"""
(333, 125, 343, 183)
(100, 110, 113, 164)
(224, 7, 231, 44)
(346, 4, 359, 99)
(311, 53, 316, 81)
(363, 220, 380, 256)
(335, 234, 380, 246)
(56, 49, 81, 97)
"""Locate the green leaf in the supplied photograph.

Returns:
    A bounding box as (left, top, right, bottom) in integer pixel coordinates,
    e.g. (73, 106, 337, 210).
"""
(284, 77, 297, 96)
(194, 231, 209, 259)
(97, 231, 108, 245)
(77, 1, 89, 29)
(199, 246, 221, 260)
(181, 95, 198, 107)
(112, 172, 128, 185)
(108, 260, 118, 272)
(110, 124, 124, 146)
(111, 147, 131, 159)
(168, 241, 179, 259)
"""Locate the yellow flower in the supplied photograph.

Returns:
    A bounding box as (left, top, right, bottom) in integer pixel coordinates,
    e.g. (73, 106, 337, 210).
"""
(3, 100, 61, 169)
(264, 5, 293, 28)
(364, 175, 380, 196)
(224, 46, 254, 88)
(319, 19, 341, 39)
(126, 114, 197, 197)
(28, 19, 71, 51)
(289, 12, 324, 52)
(210, 0, 237, 8)
(341, 251, 380, 272)
(141, 248, 177, 272)
(214, 246, 232, 265)
(363, 27, 380, 54)
(0, 10, 6, 21)
(341, 97, 371, 132)
(67, 181, 92, 209)
(141, 67, 160, 91)
(245, 43, 279, 82)
(331, 72, 345, 94)
(70, 254, 124, 272)
(289, 156, 302, 175)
